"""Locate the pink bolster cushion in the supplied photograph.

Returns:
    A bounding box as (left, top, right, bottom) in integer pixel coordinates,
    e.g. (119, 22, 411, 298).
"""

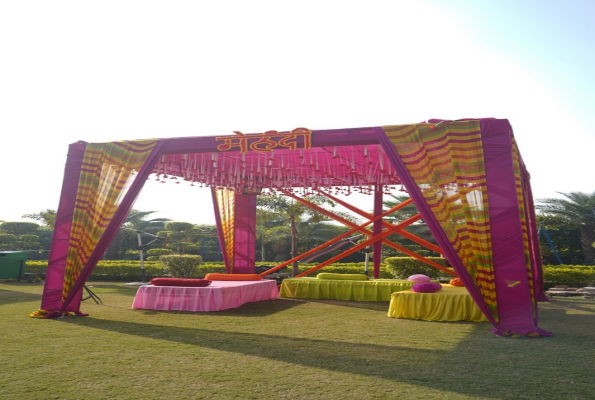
(204, 273, 262, 281)
(150, 278, 212, 287)
(410, 282, 443, 293)
(317, 273, 369, 281)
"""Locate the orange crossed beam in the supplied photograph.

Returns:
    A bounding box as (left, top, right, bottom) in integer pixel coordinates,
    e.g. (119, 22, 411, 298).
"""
(280, 191, 456, 277)
(315, 189, 443, 255)
(293, 213, 427, 278)
(258, 201, 412, 277)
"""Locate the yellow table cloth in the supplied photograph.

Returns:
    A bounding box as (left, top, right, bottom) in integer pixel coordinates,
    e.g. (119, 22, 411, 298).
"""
(279, 278, 422, 302)
(387, 285, 488, 322)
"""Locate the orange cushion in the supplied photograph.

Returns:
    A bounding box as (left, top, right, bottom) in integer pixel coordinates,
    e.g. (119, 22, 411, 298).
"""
(449, 278, 465, 287)
(204, 273, 262, 281)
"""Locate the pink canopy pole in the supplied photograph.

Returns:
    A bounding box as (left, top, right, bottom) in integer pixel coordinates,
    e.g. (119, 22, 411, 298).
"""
(40, 141, 88, 312)
(480, 119, 551, 336)
(372, 186, 383, 279)
(232, 193, 257, 274)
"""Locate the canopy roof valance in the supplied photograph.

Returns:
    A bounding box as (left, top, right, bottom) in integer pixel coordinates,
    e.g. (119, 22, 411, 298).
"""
(149, 127, 402, 193)
(152, 143, 402, 194)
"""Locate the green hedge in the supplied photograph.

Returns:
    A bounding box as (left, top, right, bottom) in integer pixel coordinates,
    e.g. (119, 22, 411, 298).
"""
(385, 258, 595, 288)
(23, 261, 393, 280)
(542, 265, 595, 288)
(25, 260, 167, 281)
(22, 260, 595, 287)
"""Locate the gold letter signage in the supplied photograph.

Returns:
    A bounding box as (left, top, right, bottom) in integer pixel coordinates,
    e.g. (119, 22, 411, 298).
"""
(216, 127, 312, 153)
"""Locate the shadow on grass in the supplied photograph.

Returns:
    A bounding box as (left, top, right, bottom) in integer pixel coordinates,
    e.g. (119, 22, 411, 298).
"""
(131, 297, 306, 317)
(61, 303, 595, 399)
(541, 298, 595, 314)
(62, 316, 456, 378)
(0, 288, 41, 305)
(294, 298, 390, 312)
(84, 283, 141, 297)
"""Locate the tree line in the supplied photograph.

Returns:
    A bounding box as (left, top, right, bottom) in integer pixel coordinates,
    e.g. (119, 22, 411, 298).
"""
(1, 190, 593, 266)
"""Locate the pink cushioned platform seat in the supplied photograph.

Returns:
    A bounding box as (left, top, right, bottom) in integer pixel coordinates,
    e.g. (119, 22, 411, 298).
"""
(410, 282, 443, 293)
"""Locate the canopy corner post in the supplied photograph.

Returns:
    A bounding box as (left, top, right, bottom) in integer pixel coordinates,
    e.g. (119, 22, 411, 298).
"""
(373, 185, 384, 279)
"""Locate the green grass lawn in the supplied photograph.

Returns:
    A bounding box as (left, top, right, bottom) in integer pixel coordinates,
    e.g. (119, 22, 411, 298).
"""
(1, 281, 594, 400)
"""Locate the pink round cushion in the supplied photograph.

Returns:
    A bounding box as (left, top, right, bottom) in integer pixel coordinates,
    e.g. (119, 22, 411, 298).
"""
(407, 274, 431, 283)
(150, 278, 212, 287)
(410, 282, 443, 293)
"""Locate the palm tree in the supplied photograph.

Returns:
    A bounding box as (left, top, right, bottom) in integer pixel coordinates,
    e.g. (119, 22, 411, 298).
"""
(295, 220, 356, 263)
(124, 210, 171, 234)
(257, 194, 356, 276)
(256, 209, 288, 262)
(536, 191, 595, 265)
(536, 214, 583, 265)
(383, 194, 419, 223)
(21, 209, 57, 229)
(382, 194, 436, 255)
(104, 210, 171, 259)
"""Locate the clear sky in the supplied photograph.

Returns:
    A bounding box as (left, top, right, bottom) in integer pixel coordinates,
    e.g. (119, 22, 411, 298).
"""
(1, 0, 593, 226)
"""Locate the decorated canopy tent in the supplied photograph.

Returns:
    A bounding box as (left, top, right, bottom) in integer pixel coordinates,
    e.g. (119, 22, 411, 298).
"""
(37, 118, 551, 337)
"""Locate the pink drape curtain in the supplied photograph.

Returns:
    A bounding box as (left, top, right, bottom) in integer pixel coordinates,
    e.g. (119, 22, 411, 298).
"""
(375, 125, 498, 326)
(41, 142, 88, 311)
(377, 120, 551, 336)
(41, 140, 166, 313)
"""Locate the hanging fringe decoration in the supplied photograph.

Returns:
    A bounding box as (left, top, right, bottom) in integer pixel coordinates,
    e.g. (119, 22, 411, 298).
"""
(149, 143, 402, 193)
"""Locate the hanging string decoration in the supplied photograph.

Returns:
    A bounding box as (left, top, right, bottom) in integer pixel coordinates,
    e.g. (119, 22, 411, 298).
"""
(150, 130, 402, 194)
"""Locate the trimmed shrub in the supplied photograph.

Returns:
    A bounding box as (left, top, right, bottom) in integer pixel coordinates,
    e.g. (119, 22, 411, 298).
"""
(0, 234, 17, 244)
(20, 234, 40, 241)
(165, 222, 195, 232)
(160, 255, 202, 278)
(542, 265, 595, 288)
(146, 248, 173, 257)
(146, 248, 173, 261)
(384, 257, 453, 280)
(0, 222, 39, 235)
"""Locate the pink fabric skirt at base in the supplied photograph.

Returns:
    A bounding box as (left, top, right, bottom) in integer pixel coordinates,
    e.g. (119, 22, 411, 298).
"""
(132, 280, 279, 312)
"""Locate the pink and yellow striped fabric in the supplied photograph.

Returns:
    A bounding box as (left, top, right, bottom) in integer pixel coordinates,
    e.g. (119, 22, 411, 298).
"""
(61, 140, 158, 302)
(213, 188, 236, 273)
(382, 121, 498, 320)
